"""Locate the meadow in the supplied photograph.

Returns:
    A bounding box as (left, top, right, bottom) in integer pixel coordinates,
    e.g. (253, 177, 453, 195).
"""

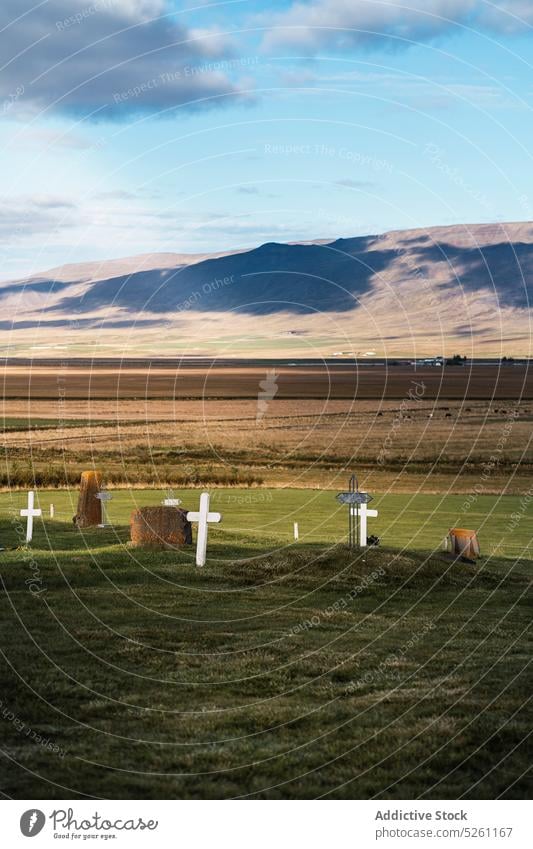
(2, 397, 532, 493)
(0, 501, 531, 799)
(0, 363, 531, 799)
(1, 488, 532, 559)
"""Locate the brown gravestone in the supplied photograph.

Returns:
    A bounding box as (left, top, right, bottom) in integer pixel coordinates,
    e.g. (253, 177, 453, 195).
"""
(130, 506, 192, 548)
(448, 528, 480, 563)
(74, 470, 102, 527)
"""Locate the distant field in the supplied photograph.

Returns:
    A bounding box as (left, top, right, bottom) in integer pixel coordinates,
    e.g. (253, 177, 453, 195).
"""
(1, 417, 110, 431)
(2, 394, 532, 492)
(2, 363, 532, 399)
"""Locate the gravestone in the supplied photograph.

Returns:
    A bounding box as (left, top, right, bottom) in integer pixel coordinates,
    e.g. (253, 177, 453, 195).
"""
(162, 490, 181, 507)
(130, 506, 192, 548)
(74, 470, 102, 527)
(448, 528, 480, 563)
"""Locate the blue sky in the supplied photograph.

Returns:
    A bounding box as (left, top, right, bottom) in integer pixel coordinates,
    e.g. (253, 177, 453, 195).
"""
(1, 0, 532, 278)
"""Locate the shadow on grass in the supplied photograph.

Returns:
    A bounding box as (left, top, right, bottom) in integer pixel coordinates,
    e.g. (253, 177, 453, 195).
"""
(2, 518, 529, 598)
(0, 518, 130, 552)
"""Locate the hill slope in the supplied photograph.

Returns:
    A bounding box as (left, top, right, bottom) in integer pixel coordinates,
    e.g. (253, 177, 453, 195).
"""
(1, 222, 531, 357)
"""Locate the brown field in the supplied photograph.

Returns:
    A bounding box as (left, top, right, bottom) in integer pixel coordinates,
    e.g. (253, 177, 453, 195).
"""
(2, 363, 532, 400)
(1, 364, 532, 493)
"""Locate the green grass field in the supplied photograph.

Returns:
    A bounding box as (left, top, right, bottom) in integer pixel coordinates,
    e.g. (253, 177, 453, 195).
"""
(0, 488, 531, 799)
(1, 488, 532, 558)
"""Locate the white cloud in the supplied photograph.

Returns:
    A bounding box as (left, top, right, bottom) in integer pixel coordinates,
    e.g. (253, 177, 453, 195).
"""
(479, 1, 533, 32)
(0, 195, 79, 240)
(0, 0, 250, 120)
(8, 127, 96, 150)
(262, 0, 533, 52)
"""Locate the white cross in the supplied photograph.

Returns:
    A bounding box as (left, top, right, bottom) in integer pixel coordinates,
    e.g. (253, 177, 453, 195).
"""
(186, 492, 222, 567)
(20, 491, 42, 544)
(350, 499, 378, 547)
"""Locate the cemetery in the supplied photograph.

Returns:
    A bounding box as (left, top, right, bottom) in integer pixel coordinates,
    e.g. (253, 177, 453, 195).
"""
(0, 334, 531, 802)
(0, 469, 531, 799)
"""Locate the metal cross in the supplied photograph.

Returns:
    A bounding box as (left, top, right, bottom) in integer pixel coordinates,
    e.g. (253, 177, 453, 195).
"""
(96, 489, 113, 528)
(336, 475, 374, 548)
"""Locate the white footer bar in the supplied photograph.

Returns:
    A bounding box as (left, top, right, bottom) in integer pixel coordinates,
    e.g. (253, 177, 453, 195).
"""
(3, 800, 528, 848)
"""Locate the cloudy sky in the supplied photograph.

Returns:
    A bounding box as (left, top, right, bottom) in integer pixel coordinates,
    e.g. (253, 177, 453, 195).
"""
(1, 0, 532, 278)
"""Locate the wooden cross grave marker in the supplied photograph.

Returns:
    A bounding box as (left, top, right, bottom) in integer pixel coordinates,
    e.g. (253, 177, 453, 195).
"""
(186, 492, 222, 567)
(20, 491, 42, 544)
(350, 501, 379, 547)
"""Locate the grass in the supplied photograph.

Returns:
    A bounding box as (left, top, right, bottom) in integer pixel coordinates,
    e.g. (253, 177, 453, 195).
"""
(1, 488, 532, 558)
(3, 384, 532, 498)
(0, 489, 531, 799)
(1, 418, 102, 431)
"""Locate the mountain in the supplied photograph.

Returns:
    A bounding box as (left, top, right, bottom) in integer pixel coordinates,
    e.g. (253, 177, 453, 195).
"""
(1, 222, 532, 357)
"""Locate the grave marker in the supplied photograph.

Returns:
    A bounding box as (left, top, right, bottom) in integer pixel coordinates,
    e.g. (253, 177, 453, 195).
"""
(96, 488, 113, 528)
(162, 492, 182, 507)
(20, 491, 42, 544)
(350, 502, 378, 547)
(75, 470, 102, 527)
(186, 492, 222, 567)
(336, 475, 377, 548)
(130, 506, 191, 548)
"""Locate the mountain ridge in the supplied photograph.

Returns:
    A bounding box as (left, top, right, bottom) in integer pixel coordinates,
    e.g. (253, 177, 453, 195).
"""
(1, 222, 531, 358)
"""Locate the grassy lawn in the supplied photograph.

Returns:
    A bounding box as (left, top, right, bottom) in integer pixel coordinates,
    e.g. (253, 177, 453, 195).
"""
(1, 487, 532, 557)
(0, 489, 531, 799)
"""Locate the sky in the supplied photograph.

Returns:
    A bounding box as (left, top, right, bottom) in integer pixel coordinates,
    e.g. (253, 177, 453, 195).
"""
(1, 0, 533, 279)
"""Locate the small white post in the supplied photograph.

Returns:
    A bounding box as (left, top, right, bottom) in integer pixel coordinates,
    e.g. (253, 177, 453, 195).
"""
(186, 492, 222, 567)
(350, 499, 378, 547)
(49, 504, 55, 519)
(294, 522, 299, 540)
(20, 491, 42, 544)
(95, 490, 113, 528)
